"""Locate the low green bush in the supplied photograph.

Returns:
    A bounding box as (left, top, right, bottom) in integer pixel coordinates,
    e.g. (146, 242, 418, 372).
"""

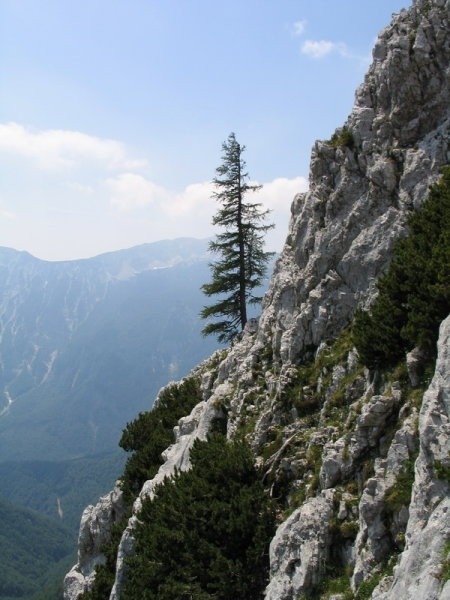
(353, 167, 450, 370)
(122, 433, 276, 600)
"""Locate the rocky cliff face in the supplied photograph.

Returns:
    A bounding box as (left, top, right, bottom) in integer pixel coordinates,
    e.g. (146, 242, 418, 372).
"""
(65, 0, 450, 598)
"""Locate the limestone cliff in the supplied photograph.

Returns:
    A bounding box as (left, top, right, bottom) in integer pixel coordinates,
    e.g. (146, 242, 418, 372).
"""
(64, 0, 450, 598)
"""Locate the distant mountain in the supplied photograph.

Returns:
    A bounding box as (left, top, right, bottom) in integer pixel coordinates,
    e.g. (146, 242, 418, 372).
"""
(0, 238, 221, 461)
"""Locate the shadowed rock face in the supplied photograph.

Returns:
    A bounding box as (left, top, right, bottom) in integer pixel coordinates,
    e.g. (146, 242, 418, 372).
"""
(64, 1, 450, 599)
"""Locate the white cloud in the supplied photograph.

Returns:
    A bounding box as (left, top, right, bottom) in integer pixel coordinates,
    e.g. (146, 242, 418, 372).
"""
(300, 39, 368, 64)
(166, 182, 214, 217)
(252, 176, 309, 251)
(106, 173, 169, 210)
(0, 208, 15, 219)
(105, 174, 308, 252)
(301, 39, 336, 59)
(254, 176, 308, 213)
(162, 176, 308, 223)
(0, 122, 146, 171)
(292, 20, 307, 36)
(0, 119, 309, 257)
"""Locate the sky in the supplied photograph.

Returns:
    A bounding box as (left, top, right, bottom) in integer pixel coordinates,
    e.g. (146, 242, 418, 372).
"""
(0, 0, 409, 262)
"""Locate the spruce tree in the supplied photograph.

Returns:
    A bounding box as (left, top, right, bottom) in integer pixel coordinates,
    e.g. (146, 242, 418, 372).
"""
(201, 132, 274, 343)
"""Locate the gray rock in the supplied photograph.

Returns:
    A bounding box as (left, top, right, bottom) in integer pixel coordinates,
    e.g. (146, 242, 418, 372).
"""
(406, 346, 428, 387)
(373, 315, 450, 600)
(63, 486, 125, 600)
(256, 0, 449, 367)
(320, 389, 402, 489)
(352, 412, 419, 587)
(264, 493, 334, 600)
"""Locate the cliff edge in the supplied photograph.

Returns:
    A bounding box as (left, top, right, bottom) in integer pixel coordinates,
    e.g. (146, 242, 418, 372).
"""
(65, 1, 450, 598)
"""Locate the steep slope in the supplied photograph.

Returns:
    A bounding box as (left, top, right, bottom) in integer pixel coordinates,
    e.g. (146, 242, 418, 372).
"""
(64, 1, 450, 599)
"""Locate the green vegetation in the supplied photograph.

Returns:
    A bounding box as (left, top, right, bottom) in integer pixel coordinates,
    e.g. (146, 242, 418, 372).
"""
(301, 556, 398, 600)
(80, 374, 208, 600)
(353, 558, 397, 600)
(420, 1, 431, 16)
(0, 451, 125, 531)
(296, 561, 354, 599)
(329, 126, 355, 150)
(279, 328, 364, 436)
(119, 376, 203, 503)
(121, 433, 276, 600)
(434, 458, 450, 484)
(0, 496, 74, 600)
(385, 459, 416, 513)
(201, 132, 274, 343)
(353, 167, 450, 370)
(439, 540, 450, 583)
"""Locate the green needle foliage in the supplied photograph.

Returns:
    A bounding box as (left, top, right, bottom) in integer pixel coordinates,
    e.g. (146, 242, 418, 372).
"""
(79, 376, 203, 600)
(119, 376, 203, 504)
(121, 433, 276, 600)
(353, 166, 450, 370)
(201, 132, 274, 343)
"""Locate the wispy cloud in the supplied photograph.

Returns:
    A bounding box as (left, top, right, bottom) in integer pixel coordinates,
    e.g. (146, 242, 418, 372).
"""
(0, 121, 309, 256)
(301, 40, 339, 59)
(0, 122, 146, 171)
(105, 174, 308, 251)
(66, 182, 95, 195)
(166, 182, 213, 217)
(292, 20, 307, 37)
(301, 39, 370, 65)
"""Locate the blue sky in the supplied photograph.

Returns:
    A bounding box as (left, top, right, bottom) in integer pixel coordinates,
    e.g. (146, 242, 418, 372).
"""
(0, 0, 408, 261)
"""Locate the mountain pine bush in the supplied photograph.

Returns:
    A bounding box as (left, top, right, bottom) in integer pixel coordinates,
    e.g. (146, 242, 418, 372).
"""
(119, 376, 202, 503)
(353, 166, 450, 370)
(122, 433, 276, 600)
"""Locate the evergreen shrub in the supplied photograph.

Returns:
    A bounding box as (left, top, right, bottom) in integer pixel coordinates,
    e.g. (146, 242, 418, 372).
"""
(122, 433, 276, 600)
(353, 167, 450, 370)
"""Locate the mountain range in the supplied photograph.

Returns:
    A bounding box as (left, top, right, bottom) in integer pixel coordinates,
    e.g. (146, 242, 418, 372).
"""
(0, 237, 221, 461)
(0, 237, 236, 600)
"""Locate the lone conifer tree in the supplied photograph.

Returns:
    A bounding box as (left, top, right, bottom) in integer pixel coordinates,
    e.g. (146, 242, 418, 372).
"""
(201, 132, 274, 343)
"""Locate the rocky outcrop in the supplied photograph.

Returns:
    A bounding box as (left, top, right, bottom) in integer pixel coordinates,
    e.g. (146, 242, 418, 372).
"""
(64, 1, 450, 599)
(351, 410, 419, 587)
(257, 0, 449, 368)
(64, 487, 126, 599)
(320, 388, 404, 490)
(372, 315, 450, 600)
(265, 493, 334, 600)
